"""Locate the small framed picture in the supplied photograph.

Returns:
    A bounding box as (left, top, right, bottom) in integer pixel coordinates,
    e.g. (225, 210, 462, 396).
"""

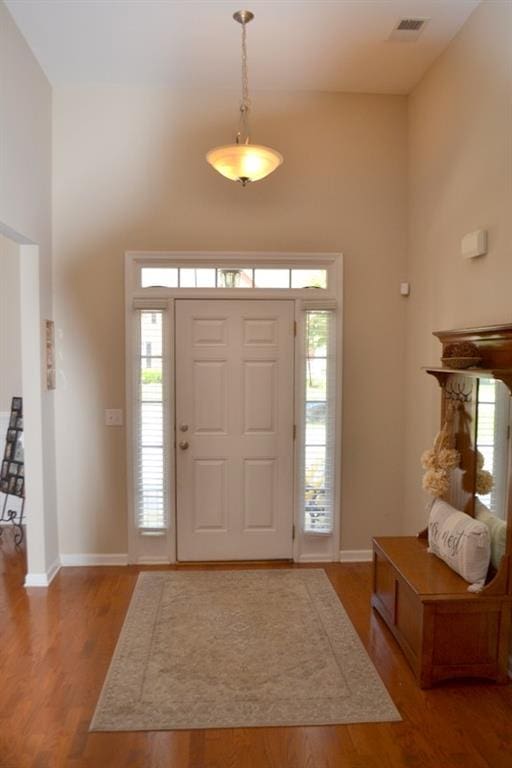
(5, 443, 12, 460)
(9, 412, 17, 428)
(8, 476, 16, 493)
(7, 429, 16, 443)
(0, 479, 8, 493)
(1, 461, 8, 479)
(15, 477, 24, 496)
(19, 464, 24, 478)
(9, 462, 18, 475)
(16, 417, 23, 430)
(12, 397, 22, 411)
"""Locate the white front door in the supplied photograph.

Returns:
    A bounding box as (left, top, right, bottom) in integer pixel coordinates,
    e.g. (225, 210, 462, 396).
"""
(175, 299, 295, 560)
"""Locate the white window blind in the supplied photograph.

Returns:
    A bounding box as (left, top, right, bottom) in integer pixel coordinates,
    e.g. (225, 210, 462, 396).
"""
(136, 310, 167, 530)
(303, 310, 336, 534)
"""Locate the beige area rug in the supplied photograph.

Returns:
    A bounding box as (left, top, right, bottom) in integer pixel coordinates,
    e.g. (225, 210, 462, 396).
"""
(90, 569, 400, 731)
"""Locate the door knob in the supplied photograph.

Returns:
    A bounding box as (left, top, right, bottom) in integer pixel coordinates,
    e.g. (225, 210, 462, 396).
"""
(179, 424, 189, 432)
(179, 440, 189, 450)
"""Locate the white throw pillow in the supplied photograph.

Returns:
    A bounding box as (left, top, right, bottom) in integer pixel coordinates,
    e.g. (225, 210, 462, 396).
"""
(427, 498, 491, 592)
(474, 498, 507, 571)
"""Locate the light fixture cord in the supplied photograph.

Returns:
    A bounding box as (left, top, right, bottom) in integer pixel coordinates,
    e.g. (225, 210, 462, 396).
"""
(237, 20, 251, 144)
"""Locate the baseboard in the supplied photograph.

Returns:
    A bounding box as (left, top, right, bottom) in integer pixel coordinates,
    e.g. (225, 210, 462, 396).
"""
(296, 554, 337, 563)
(60, 553, 128, 566)
(25, 557, 61, 587)
(339, 549, 373, 563)
(136, 556, 172, 565)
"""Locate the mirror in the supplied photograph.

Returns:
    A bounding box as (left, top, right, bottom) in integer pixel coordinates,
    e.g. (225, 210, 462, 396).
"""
(474, 377, 510, 573)
(475, 377, 510, 521)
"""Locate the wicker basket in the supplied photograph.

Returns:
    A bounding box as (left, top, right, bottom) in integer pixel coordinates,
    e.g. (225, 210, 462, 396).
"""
(441, 356, 481, 369)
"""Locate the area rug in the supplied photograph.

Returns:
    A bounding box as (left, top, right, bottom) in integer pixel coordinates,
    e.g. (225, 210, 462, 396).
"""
(90, 569, 400, 731)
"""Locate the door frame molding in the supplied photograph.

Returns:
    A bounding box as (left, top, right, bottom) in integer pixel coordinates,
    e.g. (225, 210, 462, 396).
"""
(125, 251, 343, 564)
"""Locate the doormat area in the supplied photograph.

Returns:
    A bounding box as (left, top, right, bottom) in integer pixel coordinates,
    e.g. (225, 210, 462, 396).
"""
(90, 569, 400, 731)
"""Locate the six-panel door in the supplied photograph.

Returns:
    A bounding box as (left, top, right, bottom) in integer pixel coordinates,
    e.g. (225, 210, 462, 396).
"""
(175, 299, 295, 560)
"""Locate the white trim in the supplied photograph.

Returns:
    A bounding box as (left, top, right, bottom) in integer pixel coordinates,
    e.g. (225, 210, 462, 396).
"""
(60, 553, 128, 566)
(19, 244, 49, 576)
(136, 555, 171, 565)
(300, 298, 337, 310)
(339, 549, 373, 563)
(24, 557, 61, 587)
(294, 255, 343, 563)
(126, 251, 343, 565)
(133, 298, 169, 310)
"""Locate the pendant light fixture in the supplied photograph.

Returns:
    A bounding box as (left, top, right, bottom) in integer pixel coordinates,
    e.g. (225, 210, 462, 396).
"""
(206, 10, 283, 187)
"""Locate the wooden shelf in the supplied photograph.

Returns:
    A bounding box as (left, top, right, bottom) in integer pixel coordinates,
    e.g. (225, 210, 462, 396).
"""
(423, 366, 512, 378)
(424, 366, 512, 393)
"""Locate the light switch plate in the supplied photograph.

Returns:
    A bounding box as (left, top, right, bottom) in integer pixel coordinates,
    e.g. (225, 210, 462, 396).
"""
(105, 409, 123, 426)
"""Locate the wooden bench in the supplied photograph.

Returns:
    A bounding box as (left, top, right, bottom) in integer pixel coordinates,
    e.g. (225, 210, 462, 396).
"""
(372, 536, 511, 688)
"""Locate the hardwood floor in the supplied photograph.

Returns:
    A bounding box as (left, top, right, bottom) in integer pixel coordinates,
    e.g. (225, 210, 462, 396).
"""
(1, 531, 511, 768)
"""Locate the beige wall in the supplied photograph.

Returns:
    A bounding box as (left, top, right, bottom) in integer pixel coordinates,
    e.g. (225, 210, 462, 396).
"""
(52, 88, 408, 555)
(0, 1, 58, 573)
(0, 234, 21, 411)
(404, 0, 512, 533)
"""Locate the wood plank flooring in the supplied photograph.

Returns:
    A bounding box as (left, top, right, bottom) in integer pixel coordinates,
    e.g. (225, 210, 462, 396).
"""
(1, 530, 511, 768)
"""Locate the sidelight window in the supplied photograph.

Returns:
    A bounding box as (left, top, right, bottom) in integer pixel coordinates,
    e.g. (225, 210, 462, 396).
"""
(136, 310, 167, 530)
(303, 310, 336, 534)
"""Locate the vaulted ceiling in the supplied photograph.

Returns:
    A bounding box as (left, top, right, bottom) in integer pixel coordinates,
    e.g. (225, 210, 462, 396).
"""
(6, 0, 479, 94)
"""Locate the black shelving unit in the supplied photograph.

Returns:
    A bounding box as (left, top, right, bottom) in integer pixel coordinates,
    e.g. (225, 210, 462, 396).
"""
(0, 397, 25, 546)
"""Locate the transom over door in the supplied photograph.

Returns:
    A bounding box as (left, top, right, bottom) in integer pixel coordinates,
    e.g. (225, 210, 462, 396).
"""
(175, 299, 295, 561)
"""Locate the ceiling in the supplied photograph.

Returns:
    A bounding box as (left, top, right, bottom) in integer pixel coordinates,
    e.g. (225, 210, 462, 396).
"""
(5, 0, 479, 94)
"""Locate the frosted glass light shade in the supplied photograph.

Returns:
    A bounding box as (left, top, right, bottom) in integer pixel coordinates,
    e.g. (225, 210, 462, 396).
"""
(206, 143, 283, 185)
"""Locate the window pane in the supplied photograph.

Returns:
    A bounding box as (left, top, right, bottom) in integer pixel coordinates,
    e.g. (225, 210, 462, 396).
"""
(306, 402, 327, 445)
(306, 312, 329, 357)
(140, 311, 163, 356)
(292, 269, 327, 289)
(217, 268, 253, 288)
(141, 402, 163, 446)
(179, 268, 216, 287)
(305, 446, 328, 532)
(306, 359, 327, 401)
(137, 310, 166, 530)
(478, 381, 496, 403)
(303, 310, 335, 534)
(139, 447, 164, 528)
(141, 358, 162, 401)
(254, 269, 290, 288)
(141, 267, 178, 288)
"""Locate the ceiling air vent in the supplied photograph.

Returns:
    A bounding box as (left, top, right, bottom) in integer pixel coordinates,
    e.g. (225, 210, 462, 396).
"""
(397, 19, 425, 32)
(389, 18, 429, 42)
